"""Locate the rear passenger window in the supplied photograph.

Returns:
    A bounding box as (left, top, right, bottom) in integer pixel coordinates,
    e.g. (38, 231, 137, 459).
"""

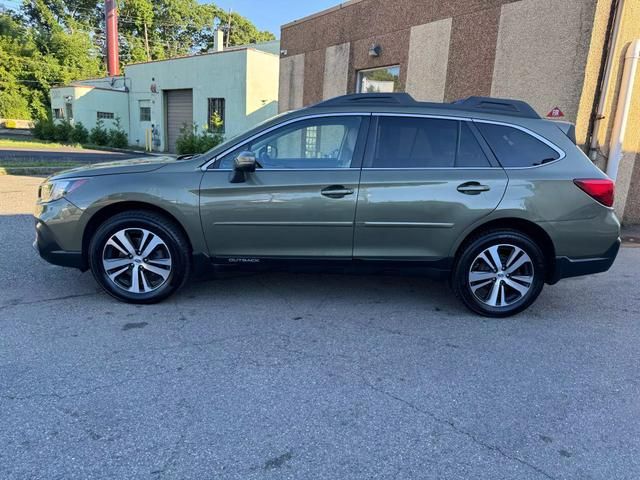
(476, 123, 560, 167)
(371, 117, 490, 168)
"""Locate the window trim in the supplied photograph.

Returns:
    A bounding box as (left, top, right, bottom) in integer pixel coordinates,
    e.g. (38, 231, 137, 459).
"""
(200, 113, 566, 172)
(201, 113, 371, 171)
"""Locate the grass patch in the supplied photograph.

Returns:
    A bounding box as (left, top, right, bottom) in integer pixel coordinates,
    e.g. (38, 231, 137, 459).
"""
(0, 138, 83, 150)
(0, 160, 82, 176)
(0, 160, 82, 168)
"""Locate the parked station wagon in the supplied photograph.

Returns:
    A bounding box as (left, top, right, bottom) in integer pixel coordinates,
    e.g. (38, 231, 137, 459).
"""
(34, 93, 620, 317)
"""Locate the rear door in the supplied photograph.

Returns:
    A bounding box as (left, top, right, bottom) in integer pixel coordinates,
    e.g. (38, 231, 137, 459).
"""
(199, 114, 370, 259)
(354, 114, 508, 261)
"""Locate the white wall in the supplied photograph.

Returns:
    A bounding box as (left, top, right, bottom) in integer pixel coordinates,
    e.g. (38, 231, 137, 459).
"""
(50, 86, 129, 134)
(125, 47, 279, 152)
(50, 45, 280, 152)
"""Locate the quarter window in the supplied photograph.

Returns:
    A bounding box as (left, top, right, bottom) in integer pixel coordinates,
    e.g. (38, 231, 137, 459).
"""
(218, 117, 362, 170)
(476, 123, 560, 167)
(371, 117, 490, 168)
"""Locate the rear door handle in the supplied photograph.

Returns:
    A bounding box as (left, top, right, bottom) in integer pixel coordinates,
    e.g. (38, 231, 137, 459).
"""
(457, 182, 491, 195)
(321, 185, 354, 198)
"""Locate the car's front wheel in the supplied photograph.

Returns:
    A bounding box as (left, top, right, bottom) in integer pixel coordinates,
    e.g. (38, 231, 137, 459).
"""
(88, 210, 191, 304)
(452, 229, 546, 317)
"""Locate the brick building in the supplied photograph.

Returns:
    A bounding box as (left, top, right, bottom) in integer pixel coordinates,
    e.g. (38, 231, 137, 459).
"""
(279, 0, 640, 224)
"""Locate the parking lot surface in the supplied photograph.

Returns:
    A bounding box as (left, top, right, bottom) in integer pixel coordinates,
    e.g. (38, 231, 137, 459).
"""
(1, 175, 639, 479)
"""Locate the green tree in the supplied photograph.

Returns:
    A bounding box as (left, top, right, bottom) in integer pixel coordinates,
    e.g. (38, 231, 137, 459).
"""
(0, 1, 275, 119)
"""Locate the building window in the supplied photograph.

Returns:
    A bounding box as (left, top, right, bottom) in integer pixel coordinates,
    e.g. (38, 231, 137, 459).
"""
(97, 111, 114, 120)
(53, 108, 64, 119)
(357, 66, 401, 93)
(207, 98, 225, 132)
(140, 107, 151, 122)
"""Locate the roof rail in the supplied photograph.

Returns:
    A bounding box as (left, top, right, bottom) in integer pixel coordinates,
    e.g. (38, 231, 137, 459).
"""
(451, 96, 540, 119)
(310, 93, 417, 108)
(308, 92, 540, 119)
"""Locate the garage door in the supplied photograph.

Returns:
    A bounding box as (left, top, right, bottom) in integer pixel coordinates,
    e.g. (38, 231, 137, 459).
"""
(165, 89, 193, 153)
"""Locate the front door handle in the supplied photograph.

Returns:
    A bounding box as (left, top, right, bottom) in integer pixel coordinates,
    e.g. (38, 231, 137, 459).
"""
(321, 185, 354, 198)
(457, 182, 491, 195)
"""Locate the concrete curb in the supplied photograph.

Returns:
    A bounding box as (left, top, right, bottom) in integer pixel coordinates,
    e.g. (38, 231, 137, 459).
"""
(81, 144, 167, 157)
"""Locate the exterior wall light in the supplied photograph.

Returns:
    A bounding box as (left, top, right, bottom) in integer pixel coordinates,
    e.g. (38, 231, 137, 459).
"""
(369, 44, 382, 57)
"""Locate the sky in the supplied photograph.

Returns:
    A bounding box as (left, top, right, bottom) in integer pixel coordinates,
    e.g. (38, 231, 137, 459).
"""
(205, 0, 342, 37)
(0, 0, 342, 38)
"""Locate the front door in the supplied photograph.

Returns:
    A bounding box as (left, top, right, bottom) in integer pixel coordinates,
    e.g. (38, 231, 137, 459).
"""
(354, 115, 508, 261)
(199, 115, 369, 259)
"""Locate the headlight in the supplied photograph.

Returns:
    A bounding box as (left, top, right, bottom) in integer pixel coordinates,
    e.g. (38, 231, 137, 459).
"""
(38, 178, 87, 203)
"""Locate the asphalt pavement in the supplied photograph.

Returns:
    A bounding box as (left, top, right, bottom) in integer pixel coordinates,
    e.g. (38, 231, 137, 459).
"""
(1, 175, 639, 480)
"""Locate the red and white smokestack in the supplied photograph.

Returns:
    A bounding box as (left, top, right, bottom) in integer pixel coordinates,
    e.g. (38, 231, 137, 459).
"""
(105, 0, 120, 76)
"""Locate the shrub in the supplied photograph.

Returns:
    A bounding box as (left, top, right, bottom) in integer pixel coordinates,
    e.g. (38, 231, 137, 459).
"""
(32, 116, 56, 141)
(89, 118, 109, 146)
(70, 122, 89, 144)
(53, 120, 74, 142)
(107, 117, 128, 148)
(175, 119, 224, 155)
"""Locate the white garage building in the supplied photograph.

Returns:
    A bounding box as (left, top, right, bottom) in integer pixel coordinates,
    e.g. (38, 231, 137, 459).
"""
(50, 38, 280, 153)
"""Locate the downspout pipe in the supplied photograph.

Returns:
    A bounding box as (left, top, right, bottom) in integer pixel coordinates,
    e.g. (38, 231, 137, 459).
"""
(588, 0, 623, 160)
(606, 39, 640, 180)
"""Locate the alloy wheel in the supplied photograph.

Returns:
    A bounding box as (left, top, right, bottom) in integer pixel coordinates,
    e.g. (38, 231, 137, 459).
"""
(102, 228, 172, 294)
(468, 244, 534, 308)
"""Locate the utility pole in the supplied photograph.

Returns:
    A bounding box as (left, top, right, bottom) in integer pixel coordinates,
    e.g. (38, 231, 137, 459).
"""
(143, 22, 151, 61)
(225, 8, 232, 48)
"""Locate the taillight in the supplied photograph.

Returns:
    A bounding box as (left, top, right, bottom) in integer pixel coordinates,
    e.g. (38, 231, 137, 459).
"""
(573, 179, 615, 207)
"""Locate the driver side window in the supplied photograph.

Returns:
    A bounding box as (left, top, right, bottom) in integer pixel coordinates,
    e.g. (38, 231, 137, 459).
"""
(217, 116, 362, 169)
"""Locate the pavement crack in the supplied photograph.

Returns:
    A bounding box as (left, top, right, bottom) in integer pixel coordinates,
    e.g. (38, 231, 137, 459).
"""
(0, 291, 101, 311)
(359, 375, 556, 480)
(1, 370, 172, 401)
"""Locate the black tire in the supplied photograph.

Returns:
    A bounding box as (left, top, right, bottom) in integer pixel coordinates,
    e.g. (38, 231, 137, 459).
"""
(452, 229, 546, 317)
(88, 210, 191, 304)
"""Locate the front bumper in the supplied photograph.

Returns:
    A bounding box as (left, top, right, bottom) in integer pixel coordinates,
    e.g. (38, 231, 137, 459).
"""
(33, 198, 86, 270)
(549, 238, 620, 284)
(33, 219, 85, 269)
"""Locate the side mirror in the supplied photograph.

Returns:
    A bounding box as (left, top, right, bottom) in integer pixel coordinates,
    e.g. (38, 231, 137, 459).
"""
(229, 151, 256, 183)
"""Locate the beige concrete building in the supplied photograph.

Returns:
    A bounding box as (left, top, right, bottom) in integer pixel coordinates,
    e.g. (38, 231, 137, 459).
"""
(279, 0, 640, 225)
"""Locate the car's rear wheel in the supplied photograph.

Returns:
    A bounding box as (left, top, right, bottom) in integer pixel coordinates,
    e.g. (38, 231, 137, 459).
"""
(89, 210, 191, 304)
(452, 229, 546, 317)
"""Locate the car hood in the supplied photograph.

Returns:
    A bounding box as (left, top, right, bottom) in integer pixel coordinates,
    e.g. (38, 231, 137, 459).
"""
(51, 156, 178, 180)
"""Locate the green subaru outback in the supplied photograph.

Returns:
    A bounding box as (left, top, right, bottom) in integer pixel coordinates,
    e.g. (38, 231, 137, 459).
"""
(34, 94, 620, 317)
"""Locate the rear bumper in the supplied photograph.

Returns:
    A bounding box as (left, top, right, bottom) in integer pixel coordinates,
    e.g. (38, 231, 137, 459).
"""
(549, 238, 620, 284)
(33, 218, 86, 270)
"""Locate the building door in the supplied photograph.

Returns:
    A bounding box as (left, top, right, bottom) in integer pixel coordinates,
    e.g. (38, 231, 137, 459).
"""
(165, 89, 193, 153)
